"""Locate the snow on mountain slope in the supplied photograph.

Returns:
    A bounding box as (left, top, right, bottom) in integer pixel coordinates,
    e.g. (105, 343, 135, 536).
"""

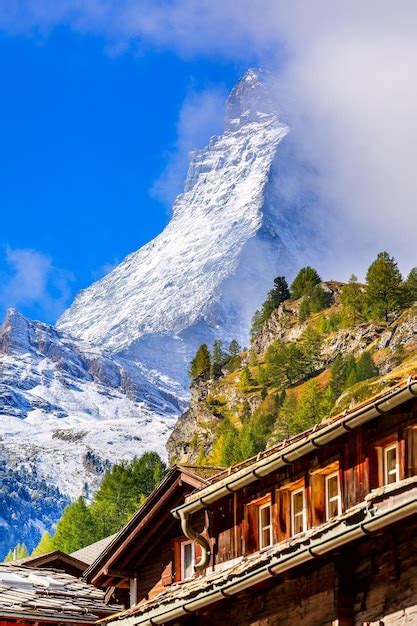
(57, 69, 307, 383)
(0, 309, 185, 499)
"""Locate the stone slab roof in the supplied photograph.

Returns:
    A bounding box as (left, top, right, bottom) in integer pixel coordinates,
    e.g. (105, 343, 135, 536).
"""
(0, 563, 120, 623)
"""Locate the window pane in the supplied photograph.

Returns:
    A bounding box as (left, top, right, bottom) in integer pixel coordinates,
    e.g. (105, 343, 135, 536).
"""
(328, 497, 339, 518)
(182, 543, 194, 579)
(327, 475, 339, 499)
(262, 528, 271, 547)
(386, 446, 398, 484)
(293, 491, 303, 516)
(260, 505, 271, 528)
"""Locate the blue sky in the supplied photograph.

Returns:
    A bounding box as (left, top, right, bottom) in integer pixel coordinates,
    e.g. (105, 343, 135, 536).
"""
(0, 2, 416, 323)
(0, 24, 246, 322)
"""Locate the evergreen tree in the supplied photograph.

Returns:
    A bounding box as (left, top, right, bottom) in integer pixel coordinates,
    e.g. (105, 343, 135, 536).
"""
(291, 267, 321, 299)
(366, 252, 407, 322)
(356, 352, 378, 382)
(298, 298, 311, 322)
(239, 366, 254, 392)
(340, 275, 365, 326)
(309, 284, 331, 313)
(32, 531, 55, 556)
(406, 267, 417, 302)
(228, 339, 241, 357)
(189, 344, 211, 380)
(262, 276, 290, 318)
(53, 497, 97, 554)
(250, 309, 264, 340)
(211, 340, 225, 378)
(4, 544, 28, 561)
(300, 327, 322, 373)
(330, 356, 348, 397)
(91, 452, 166, 537)
(265, 340, 304, 386)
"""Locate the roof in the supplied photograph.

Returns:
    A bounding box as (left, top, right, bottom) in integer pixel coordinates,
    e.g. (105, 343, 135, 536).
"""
(104, 478, 417, 626)
(7, 550, 88, 573)
(172, 378, 417, 519)
(0, 563, 121, 623)
(84, 464, 221, 585)
(71, 535, 117, 566)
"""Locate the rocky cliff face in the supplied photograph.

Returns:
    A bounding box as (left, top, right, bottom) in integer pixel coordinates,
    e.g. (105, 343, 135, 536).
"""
(168, 295, 417, 465)
(57, 69, 316, 385)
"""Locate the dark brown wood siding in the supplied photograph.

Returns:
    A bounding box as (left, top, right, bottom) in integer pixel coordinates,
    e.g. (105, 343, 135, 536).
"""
(205, 399, 417, 567)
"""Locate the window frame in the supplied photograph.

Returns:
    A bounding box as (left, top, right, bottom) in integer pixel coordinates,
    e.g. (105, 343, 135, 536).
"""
(325, 471, 342, 520)
(291, 486, 306, 536)
(258, 502, 273, 549)
(384, 442, 400, 485)
(180, 539, 195, 581)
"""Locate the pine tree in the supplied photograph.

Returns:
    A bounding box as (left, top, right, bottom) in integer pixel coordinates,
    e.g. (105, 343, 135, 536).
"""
(330, 356, 348, 397)
(211, 340, 225, 378)
(239, 367, 253, 392)
(90, 452, 166, 537)
(406, 267, 417, 302)
(228, 339, 241, 357)
(250, 309, 264, 340)
(53, 497, 97, 554)
(189, 344, 211, 380)
(262, 276, 290, 318)
(265, 340, 304, 386)
(32, 531, 55, 556)
(356, 352, 378, 382)
(308, 284, 331, 313)
(298, 298, 311, 322)
(340, 275, 365, 326)
(366, 252, 407, 322)
(291, 267, 321, 299)
(300, 327, 322, 373)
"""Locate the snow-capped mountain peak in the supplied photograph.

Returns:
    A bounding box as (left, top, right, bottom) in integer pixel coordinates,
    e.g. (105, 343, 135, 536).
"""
(57, 68, 299, 383)
(225, 68, 277, 131)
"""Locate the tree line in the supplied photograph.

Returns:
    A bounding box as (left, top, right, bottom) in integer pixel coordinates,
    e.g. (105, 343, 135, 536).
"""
(5, 452, 166, 560)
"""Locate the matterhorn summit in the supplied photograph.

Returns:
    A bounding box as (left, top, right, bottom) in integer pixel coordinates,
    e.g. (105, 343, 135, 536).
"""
(58, 68, 308, 383)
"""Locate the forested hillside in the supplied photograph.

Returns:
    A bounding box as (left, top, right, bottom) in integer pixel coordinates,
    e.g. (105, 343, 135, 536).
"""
(168, 252, 417, 466)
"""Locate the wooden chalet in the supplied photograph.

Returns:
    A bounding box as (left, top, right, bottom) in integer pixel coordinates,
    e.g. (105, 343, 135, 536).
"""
(97, 378, 417, 625)
(0, 562, 120, 626)
(84, 465, 223, 608)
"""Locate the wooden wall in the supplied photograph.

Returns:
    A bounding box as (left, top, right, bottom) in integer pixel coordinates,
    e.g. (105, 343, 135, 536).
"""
(176, 515, 417, 626)
(206, 399, 417, 567)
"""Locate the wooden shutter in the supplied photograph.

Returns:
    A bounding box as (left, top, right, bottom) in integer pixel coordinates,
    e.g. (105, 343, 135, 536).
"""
(310, 473, 326, 526)
(161, 561, 173, 587)
(405, 427, 417, 478)
(276, 489, 290, 542)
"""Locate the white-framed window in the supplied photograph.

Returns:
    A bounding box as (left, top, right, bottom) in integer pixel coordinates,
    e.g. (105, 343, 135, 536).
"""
(291, 487, 306, 535)
(384, 442, 399, 485)
(325, 471, 341, 520)
(259, 502, 273, 549)
(181, 540, 195, 580)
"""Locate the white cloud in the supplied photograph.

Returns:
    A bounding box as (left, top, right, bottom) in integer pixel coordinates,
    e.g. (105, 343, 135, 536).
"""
(151, 85, 227, 208)
(2, 1, 417, 277)
(0, 247, 74, 321)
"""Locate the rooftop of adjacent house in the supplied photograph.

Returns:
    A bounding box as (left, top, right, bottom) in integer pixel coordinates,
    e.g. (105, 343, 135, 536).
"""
(71, 534, 118, 566)
(103, 477, 417, 626)
(0, 563, 121, 623)
(84, 463, 223, 584)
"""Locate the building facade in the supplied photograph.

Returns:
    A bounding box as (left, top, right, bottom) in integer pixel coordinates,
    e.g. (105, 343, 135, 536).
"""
(94, 379, 417, 625)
